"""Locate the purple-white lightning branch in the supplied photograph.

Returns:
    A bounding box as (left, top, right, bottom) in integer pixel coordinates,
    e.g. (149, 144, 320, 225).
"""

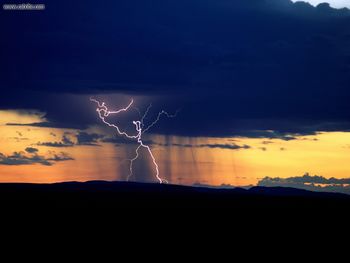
(90, 98, 178, 183)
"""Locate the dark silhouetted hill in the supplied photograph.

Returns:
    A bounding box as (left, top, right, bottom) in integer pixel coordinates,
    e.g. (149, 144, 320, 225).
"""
(0, 181, 349, 212)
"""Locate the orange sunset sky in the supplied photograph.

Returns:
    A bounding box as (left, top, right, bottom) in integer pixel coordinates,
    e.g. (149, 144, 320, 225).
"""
(1, 108, 350, 186)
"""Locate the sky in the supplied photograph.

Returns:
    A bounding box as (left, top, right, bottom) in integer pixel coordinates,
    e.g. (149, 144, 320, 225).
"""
(1, 0, 350, 193)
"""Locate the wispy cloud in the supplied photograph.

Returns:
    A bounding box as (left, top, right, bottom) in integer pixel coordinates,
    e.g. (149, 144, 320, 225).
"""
(37, 131, 103, 147)
(197, 143, 251, 150)
(0, 152, 52, 166)
(46, 152, 74, 162)
(25, 147, 39, 153)
(0, 150, 74, 166)
(76, 131, 104, 146)
(258, 173, 350, 195)
(155, 142, 251, 150)
(0, 110, 46, 125)
(37, 133, 74, 147)
(6, 121, 85, 130)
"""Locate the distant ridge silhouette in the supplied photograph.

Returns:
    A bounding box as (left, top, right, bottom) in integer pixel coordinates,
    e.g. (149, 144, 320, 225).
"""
(0, 180, 349, 210)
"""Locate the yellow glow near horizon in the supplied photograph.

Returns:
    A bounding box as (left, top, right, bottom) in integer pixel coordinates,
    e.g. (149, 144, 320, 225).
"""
(153, 133, 350, 186)
(1, 110, 350, 185)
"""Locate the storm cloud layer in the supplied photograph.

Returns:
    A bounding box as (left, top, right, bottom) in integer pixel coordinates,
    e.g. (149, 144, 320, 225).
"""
(1, 0, 350, 138)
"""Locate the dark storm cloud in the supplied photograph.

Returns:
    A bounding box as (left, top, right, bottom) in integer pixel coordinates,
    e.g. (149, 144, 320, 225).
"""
(258, 173, 350, 195)
(1, 0, 350, 137)
(0, 151, 73, 166)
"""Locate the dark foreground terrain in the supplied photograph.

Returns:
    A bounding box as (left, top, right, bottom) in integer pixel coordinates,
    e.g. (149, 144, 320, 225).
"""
(1, 181, 349, 240)
(0, 181, 349, 212)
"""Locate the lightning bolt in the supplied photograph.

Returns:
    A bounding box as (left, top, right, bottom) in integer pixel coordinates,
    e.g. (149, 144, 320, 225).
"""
(90, 97, 177, 184)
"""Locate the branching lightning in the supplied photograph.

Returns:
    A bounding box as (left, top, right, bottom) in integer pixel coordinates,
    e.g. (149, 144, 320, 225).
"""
(90, 97, 177, 184)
